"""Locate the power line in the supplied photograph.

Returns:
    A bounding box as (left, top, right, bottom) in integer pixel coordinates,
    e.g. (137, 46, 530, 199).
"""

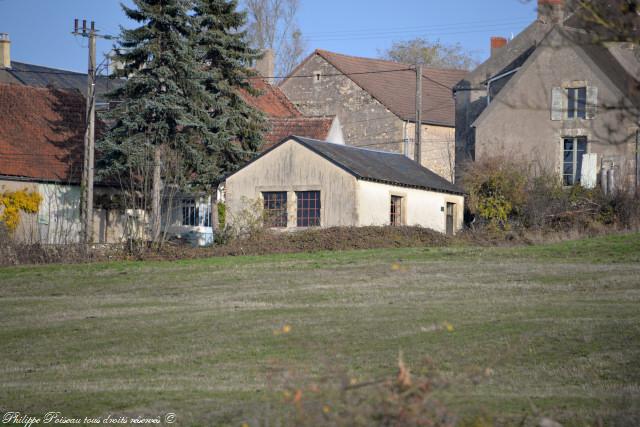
(303, 21, 532, 42)
(301, 18, 533, 38)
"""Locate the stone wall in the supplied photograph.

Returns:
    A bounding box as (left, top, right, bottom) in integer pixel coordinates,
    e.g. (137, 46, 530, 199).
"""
(280, 54, 405, 154)
(280, 54, 455, 181)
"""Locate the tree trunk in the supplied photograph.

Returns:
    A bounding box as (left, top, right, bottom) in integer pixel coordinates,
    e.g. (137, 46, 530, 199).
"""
(151, 145, 162, 243)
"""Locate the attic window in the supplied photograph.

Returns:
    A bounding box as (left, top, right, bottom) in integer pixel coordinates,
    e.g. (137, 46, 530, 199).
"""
(313, 71, 322, 83)
(567, 87, 587, 119)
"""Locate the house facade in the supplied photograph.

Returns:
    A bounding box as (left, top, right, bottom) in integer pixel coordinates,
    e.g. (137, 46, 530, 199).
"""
(0, 83, 125, 244)
(454, 0, 640, 189)
(225, 136, 465, 235)
(280, 50, 467, 182)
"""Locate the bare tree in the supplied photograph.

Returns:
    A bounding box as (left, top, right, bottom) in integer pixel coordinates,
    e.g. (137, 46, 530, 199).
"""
(379, 38, 478, 70)
(243, 0, 307, 77)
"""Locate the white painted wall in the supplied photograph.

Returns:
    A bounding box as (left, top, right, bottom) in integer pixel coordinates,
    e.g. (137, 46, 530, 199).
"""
(356, 180, 464, 233)
(225, 139, 465, 234)
(225, 139, 358, 229)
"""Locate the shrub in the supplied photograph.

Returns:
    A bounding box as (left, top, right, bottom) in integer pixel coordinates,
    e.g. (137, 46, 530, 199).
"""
(0, 189, 42, 232)
(462, 157, 640, 234)
(461, 157, 527, 229)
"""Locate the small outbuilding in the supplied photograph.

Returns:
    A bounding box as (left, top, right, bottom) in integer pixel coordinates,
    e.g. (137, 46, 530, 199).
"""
(225, 136, 465, 235)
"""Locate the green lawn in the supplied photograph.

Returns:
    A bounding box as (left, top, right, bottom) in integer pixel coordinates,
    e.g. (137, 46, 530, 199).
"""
(1, 233, 639, 426)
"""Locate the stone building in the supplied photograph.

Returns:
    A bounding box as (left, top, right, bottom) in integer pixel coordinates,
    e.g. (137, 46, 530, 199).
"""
(225, 136, 465, 235)
(279, 50, 467, 182)
(454, 0, 640, 189)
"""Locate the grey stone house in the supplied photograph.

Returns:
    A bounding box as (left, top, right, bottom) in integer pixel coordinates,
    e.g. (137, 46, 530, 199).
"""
(454, 0, 640, 190)
(280, 50, 467, 182)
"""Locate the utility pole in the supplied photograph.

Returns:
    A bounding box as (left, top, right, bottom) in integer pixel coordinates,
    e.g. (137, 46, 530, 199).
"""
(415, 64, 423, 165)
(73, 19, 117, 243)
(72, 19, 96, 244)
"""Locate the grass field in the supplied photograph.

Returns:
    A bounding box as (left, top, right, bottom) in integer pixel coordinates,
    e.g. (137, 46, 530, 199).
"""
(1, 233, 639, 426)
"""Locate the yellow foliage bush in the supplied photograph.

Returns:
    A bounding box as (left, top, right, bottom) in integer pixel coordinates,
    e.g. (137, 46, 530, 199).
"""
(0, 190, 42, 232)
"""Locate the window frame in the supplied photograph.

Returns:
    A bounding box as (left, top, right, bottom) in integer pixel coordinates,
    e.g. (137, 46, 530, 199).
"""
(390, 195, 403, 226)
(562, 136, 588, 186)
(296, 191, 321, 227)
(182, 198, 198, 227)
(566, 87, 587, 119)
(262, 191, 288, 228)
(182, 198, 212, 227)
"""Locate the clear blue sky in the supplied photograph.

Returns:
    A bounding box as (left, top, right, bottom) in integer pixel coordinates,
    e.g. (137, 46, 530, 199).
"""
(0, 0, 537, 74)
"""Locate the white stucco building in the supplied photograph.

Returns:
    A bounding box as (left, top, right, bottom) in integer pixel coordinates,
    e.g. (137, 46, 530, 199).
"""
(225, 136, 465, 235)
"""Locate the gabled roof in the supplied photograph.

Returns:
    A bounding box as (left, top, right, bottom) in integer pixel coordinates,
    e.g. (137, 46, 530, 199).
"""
(0, 83, 85, 183)
(456, 21, 554, 89)
(284, 49, 467, 127)
(471, 26, 640, 128)
(240, 77, 301, 118)
(230, 135, 464, 195)
(239, 76, 337, 150)
(0, 61, 121, 102)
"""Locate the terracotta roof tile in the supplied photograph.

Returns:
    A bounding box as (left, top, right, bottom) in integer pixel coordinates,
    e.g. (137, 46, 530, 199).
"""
(0, 83, 85, 183)
(263, 117, 334, 151)
(240, 77, 301, 118)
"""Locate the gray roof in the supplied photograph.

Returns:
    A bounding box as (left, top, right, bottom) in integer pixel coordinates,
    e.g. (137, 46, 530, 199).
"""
(290, 136, 464, 194)
(1, 61, 121, 102)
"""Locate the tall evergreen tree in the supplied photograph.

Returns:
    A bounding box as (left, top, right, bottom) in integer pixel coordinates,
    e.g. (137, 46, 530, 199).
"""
(192, 0, 268, 175)
(99, 0, 220, 241)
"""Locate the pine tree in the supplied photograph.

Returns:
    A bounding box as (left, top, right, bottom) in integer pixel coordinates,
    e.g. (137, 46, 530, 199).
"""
(100, 0, 218, 242)
(192, 0, 269, 176)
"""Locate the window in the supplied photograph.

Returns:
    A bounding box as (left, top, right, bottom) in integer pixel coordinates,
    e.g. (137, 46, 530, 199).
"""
(263, 192, 288, 228)
(563, 137, 588, 186)
(313, 71, 322, 83)
(296, 191, 321, 227)
(567, 87, 587, 119)
(182, 199, 198, 226)
(182, 198, 212, 227)
(390, 196, 403, 226)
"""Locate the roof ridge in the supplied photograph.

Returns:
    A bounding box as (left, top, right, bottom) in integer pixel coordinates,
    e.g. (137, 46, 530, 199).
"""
(294, 135, 406, 157)
(10, 61, 86, 75)
(315, 49, 466, 73)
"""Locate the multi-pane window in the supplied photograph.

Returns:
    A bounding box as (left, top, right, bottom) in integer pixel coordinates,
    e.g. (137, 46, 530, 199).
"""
(182, 199, 212, 227)
(390, 196, 403, 226)
(263, 192, 288, 228)
(296, 191, 321, 227)
(182, 199, 198, 226)
(567, 87, 587, 119)
(563, 137, 588, 186)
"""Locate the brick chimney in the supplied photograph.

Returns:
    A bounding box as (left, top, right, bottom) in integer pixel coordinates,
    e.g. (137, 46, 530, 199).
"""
(538, 0, 565, 24)
(0, 33, 10, 69)
(491, 37, 508, 57)
(255, 49, 275, 84)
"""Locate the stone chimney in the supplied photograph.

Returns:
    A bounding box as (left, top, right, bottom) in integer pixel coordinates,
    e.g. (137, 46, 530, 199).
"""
(491, 37, 508, 57)
(255, 49, 274, 84)
(0, 33, 10, 69)
(538, 0, 565, 24)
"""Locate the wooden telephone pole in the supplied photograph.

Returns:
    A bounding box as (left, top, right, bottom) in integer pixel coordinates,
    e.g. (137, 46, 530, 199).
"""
(72, 19, 96, 243)
(415, 64, 423, 165)
(72, 19, 115, 243)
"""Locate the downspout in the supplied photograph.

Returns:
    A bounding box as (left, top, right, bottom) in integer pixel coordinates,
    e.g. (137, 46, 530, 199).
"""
(486, 67, 521, 105)
(403, 120, 410, 158)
